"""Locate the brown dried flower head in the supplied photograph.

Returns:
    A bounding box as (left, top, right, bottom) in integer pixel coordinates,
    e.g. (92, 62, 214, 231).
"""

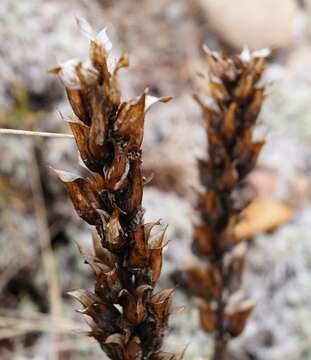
(50, 18, 178, 360)
(190, 46, 270, 360)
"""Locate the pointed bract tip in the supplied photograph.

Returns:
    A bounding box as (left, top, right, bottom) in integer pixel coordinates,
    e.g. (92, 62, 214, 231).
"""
(51, 167, 81, 182)
(76, 16, 94, 40)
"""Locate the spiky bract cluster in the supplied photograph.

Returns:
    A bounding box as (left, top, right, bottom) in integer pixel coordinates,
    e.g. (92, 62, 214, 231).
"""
(51, 21, 177, 360)
(189, 47, 269, 359)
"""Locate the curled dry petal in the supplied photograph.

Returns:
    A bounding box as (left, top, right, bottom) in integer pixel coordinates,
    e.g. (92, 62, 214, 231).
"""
(88, 92, 108, 164)
(68, 119, 102, 171)
(110, 53, 129, 106)
(114, 92, 146, 148)
(68, 289, 100, 307)
(66, 88, 90, 124)
(119, 285, 152, 325)
(121, 158, 143, 214)
(96, 266, 123, 301)
(198, 302, 217, 333)
(150, 351, 185, 360)
(53, 59, 99, 89)
(193, 94, 220, 128)
(148, 288, 174, 323)
(127, 225, 149, 268)
(95, 27, 113, 54)
(144, 220, 161, 240)
(222, 102, 237, 140)
(92, 232, 115, 267)
(209, 76, 229, 102)
(105, 140, 129, 191)
(53, 169, 100, 225)
(187, 265, 221, 300)
(244, 88, 265, 124)
(76, 16, 112, 54)
(104, 333, 126, 360)
(226, 299, 256, 337)
(102, 208, 123, 251)
(149, 227, 168, 284)
(145, 95, 172, 113)
(192, 224, 214, 258)
(125, 336, 142, 360)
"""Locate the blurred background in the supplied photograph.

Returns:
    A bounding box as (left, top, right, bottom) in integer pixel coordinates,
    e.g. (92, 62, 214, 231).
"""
(1, 0, 311, 359)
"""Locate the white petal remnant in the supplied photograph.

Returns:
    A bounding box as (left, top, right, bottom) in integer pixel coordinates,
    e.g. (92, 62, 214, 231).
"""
(51, 168, 81, 183)
(240, 47, 271, 62)
(239, 47, 252, 62)
(252, 48, 271, 58)
(145, 95, 172, 113)
(76, 16, 112, 54)
(56, 58, 99, 89)
(76, 16, 94, 40)
(95, 27, 112, 54)
(57, 59, 80, 89)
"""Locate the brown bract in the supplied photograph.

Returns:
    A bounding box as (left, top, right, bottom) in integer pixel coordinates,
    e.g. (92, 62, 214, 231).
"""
(51, 23, 175, 359)
(190, 47, 270, 360)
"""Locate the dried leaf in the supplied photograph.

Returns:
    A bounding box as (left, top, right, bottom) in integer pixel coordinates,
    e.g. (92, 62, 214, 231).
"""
(234, 198, 292, 240)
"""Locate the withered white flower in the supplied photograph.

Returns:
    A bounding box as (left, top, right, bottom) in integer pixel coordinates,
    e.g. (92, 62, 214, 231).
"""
(239, 47, 252, 62)
(57, 58, 99, 89)
(76, 16, 112, 54)
(252, 48, 271, 58)
(240, 46, 270, 62)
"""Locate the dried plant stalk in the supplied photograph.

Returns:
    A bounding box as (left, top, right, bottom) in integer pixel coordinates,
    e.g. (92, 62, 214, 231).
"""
(190, 47, 269, 360)
(51, 19, 178, 360)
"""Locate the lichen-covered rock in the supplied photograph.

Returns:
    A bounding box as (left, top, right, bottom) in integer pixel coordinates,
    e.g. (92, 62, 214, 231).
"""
(0, 0, 103, 109)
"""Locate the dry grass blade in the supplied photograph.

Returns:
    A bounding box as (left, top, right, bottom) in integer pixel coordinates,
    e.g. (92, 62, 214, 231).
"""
(0, 128, 74, 138)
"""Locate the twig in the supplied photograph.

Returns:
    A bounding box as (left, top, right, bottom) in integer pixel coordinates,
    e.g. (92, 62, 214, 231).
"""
(0, 128, 74, 139)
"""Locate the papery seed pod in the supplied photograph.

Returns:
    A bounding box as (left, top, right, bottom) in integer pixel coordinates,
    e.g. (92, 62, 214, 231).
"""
(51, 18, 179, 360)
(189, 47, 270, 360)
